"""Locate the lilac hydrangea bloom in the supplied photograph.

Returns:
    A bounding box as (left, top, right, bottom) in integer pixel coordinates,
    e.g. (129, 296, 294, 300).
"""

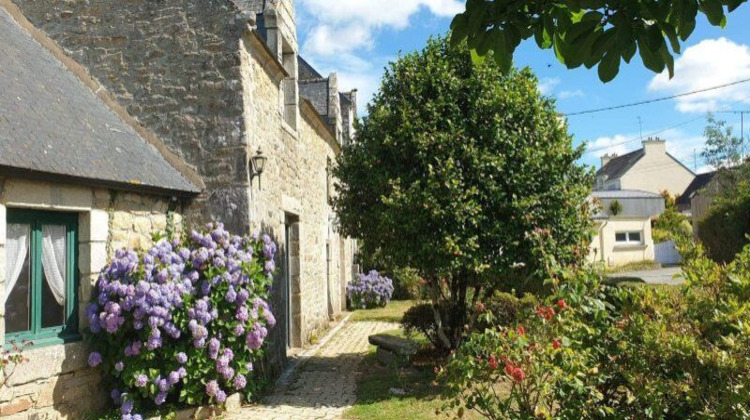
(135, 374, 148, 388)
(86, 223, 278, 410)
(346, 270, 394, 309)
(88, 352, 102, 367)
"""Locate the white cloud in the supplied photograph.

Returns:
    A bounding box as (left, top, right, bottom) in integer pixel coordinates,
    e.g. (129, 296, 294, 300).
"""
(648, 37, 750, 113)
(588, 134, 633, 159)
(538, 77, 560, 95)
(297, 0, 464, 113)
(558, 89, 584, 100)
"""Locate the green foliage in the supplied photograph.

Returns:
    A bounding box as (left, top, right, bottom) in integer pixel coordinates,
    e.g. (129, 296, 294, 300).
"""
(653, 208, 691, 243)
(401, 304, 441, 349)
(450, 0, 747, 82)
(698, 180, 750, 262)
(440, 239, 750, 419)
(333, 35, 592, 350)
(478, 291, 539, 330)
(608, 199, 623, 216)
(702, 113, 744, 170)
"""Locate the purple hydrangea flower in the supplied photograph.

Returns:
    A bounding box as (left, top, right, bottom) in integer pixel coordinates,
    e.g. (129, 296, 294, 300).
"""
(115, 361, 124, 372)
(135, 374, 148, 388)
(205, 380, 219, 397)
(176, 352, 188, 364)
(234, 374, 247, 389)
(88, 352, 103, 367)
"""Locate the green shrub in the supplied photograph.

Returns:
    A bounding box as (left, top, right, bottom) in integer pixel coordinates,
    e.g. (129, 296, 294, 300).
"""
(440, 243, 750, 419)
(401, 303, 440, 349)
(698, 193, 750, 263)
(390, 267, 424, 300)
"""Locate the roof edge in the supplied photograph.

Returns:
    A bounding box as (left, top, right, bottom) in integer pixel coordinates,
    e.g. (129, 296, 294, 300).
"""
(0, 166, 200, 198)
(245, 26, 289, 82)
(665, 151, 697, 176)
(1, 0, 205, 193)
(300, 99, 339, 150)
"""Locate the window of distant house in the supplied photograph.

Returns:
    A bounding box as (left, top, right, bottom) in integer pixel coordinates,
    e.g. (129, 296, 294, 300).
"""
(615, 231, 642, 245)
(4, 209, 79, 345)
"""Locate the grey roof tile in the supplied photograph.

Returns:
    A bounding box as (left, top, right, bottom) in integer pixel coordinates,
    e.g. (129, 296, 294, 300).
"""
(0, 8, 200, 195)
(596, 149, 644, 180)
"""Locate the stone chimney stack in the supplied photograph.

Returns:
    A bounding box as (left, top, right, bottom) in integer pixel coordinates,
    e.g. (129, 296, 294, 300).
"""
(601, 153, 616, 167)
(642, 136, 666, 155)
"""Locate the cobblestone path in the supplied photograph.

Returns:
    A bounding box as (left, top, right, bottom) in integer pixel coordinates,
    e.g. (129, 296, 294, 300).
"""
(232, 320, 398, 420)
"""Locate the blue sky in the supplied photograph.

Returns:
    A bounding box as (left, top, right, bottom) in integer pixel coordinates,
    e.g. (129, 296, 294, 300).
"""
(294, 1, 750, 172)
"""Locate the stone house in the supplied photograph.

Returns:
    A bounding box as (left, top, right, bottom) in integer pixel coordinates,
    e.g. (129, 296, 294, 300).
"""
(1, 0, 358, 416)
(595, 138, 696, 196)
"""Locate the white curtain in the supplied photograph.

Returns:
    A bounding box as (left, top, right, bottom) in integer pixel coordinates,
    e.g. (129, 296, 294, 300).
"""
(41, 225, 67, 306)
(3, 224, 29, 306)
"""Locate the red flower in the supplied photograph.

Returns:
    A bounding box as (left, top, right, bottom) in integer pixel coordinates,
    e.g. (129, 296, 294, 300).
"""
(511, 367, 526, 382)
(504, 363, 514, 376)
(476, 302, 485, 313)
(488, 355, 498, 370)
(557, 299, 566, 309)
(517, 326, 525, 336)
(552, 339, 561, 350)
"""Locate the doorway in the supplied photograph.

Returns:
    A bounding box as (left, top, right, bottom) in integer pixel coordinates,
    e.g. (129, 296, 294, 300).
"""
(284, 215, 301, 348)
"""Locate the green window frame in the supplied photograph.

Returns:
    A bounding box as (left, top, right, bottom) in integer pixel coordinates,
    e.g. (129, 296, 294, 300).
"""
(4, 209, 79, 346)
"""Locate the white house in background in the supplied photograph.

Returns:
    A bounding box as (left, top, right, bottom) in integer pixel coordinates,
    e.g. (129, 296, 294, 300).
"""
(595, 138, 696, 196)
(588, 190, 665, 267)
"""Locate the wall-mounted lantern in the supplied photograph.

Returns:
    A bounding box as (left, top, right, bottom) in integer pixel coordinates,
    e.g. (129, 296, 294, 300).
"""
(250, 147, 268, 189)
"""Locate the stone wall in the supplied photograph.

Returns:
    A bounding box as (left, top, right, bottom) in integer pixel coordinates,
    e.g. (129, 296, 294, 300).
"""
(0, 178, 184, 418)
(12, 0, 253, 233)
(240, 33, 353, 370)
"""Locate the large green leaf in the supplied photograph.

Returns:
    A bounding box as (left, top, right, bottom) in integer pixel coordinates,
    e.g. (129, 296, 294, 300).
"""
(598, 51, 621, 82)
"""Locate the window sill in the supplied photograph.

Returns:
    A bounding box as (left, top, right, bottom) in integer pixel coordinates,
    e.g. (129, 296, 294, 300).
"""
(613, 244, 647, 250)
(4, 332, 82, 349)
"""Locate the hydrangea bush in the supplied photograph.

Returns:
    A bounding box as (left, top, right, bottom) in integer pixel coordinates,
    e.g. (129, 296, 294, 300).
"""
(85, 224, 277, 418)
(346, 270, 394, 309)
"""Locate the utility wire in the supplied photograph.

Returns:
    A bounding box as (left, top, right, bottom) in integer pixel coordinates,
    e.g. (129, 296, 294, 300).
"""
(584, 94, 750, 155)
(564, 78, 750, 117)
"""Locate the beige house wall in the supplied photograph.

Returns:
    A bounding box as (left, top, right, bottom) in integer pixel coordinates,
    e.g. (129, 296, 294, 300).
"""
(0, 178, 184, 418)
(619, 142, 695, 196)
(589, 217, 655, 267)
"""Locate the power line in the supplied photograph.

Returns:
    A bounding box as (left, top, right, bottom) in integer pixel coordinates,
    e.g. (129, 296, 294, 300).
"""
(564, 78, 750, 117)
(584, 94, 750, 155)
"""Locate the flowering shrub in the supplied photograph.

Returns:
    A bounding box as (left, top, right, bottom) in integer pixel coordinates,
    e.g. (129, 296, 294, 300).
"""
(85, 224, 277, 417)
(347, 270, 394, 309)
(441, 242, 750, 419)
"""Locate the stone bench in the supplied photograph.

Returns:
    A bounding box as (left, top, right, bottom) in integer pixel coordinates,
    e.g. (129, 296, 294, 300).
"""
(368, 333, 419, 365)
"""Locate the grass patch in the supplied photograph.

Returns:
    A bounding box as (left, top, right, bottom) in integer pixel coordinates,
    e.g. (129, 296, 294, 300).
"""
(344, 327, 475, 420)
(349, 300, 416, 323)
(603, 260, 662, 274)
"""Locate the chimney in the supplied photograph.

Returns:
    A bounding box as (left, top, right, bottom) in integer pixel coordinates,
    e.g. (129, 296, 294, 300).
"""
(642, 136, 666, 155)
(601, 153, 616, 167)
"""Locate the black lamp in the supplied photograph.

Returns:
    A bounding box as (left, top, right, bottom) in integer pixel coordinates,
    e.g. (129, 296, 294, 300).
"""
(250, 147, 268, 189)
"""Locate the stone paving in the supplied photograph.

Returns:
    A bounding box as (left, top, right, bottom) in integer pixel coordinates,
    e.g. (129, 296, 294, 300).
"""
(232, 320, 399, 420)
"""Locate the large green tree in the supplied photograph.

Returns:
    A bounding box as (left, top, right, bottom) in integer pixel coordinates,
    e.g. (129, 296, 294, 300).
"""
(333, 36, 593, 350)
(451, 0, 747, 82)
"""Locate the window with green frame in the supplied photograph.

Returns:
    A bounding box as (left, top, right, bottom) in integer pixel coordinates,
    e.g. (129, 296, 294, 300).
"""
(4, 209, 79, 345)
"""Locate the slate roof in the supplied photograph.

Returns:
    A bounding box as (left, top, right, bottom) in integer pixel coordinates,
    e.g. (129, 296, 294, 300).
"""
(677, 171, 716, 206)
(596, 149, 645, 180)
(0, 8, 200, 195)
(299, 56, 324, 81)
